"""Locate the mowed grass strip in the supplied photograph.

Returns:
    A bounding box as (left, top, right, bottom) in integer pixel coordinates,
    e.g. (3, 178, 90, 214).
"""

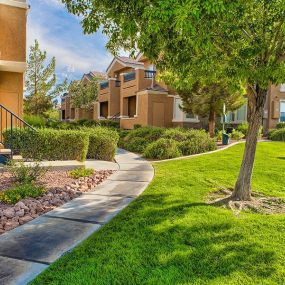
(31, 142, 285, 285)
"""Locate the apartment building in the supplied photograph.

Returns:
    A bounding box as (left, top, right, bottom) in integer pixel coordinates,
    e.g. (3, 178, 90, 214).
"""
(61, 71, 106, 121)
(226, 85, 285, 132)
(94, 53, 200, 129)
(61, 53, 285, 131)
(0, 0, 28, 129)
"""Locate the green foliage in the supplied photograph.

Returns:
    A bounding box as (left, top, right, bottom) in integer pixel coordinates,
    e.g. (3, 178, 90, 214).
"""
(0, 183, 45, 204)
(23, 114, 46, 128)
(143, 138, 181, 160)
(86, 127, 119, 161)
(119, 126, 165, 152)
(276, 122, 285, 129)
(25, 40, 68, 116)
(237, 123, 249, 136)
(69, 78, 99, 110)
(268, 129, 285, 141)
(99, 120, 120, 129)
(230, 130, 245, 141)
(69, 168, 94, 179)
(134, 124, 142, 129)
(120, 127, 217, 159)
(30, 142, 285, 285)
(3, 128, 89, 162)
(6, 161, 46, 184)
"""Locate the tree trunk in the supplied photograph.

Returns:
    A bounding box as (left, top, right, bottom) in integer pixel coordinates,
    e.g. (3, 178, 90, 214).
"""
(208, 109, 216, 138)
(231, 85, 267, 201)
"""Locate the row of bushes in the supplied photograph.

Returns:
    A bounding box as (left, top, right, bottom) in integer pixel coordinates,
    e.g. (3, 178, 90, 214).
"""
(3, 127, 119, 162)
(24, 114, 120, 130)
(268, 128, 285, 141)
(119, 127, 217, 159)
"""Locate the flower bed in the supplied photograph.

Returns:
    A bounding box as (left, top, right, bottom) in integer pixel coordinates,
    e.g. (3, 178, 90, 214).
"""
(0, 169, 114, 234)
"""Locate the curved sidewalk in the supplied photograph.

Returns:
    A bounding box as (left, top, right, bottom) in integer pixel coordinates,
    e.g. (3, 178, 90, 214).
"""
(0, 149, 154, 285)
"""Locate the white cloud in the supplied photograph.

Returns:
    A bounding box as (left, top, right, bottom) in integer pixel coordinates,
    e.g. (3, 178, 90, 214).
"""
(27, 19, 113, 80)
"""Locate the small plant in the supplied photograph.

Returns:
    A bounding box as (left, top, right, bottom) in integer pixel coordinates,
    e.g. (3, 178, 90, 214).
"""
(69, 167, 94, 179)
(6, 161, 46, 184)
(0, 183, 45, 204)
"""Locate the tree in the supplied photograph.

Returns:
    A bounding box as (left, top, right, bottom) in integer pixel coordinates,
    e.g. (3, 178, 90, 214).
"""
(161, 73, 245, 137)
(25, 40, 67, 116)
(68, 77, 100, 110)
(61, 0, 285, 201)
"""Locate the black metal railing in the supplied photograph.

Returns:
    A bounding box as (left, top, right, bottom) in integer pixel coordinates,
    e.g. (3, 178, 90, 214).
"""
(123, 72, 136, 82)
(144, 70, 156, 78)
(115, 80, 121, 87)
(100, 81, 109, 90)
(0, 104, 36, 157)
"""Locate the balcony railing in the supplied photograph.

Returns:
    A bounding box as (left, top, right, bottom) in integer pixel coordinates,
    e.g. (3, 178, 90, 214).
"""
(144, 70, 156, 79)
(100, 81, 109, 90)
(123, 72, 136, 82)
(115, 80, 121, 87)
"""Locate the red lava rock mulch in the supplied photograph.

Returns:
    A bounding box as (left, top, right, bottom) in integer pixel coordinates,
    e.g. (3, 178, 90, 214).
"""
(0, 169, 115, 235)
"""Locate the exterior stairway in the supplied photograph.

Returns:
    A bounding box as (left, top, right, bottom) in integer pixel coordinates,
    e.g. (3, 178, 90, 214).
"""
(0, 104, 35, 164)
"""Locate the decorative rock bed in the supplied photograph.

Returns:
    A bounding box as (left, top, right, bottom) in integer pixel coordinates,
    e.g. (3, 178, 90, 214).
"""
(0, 170, 114, 234)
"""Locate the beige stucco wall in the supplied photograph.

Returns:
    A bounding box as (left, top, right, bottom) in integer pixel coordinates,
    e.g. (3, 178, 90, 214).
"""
(0, 71, 24, 129)
(265, 85, 285, 130)
(0, 4, 26, 63)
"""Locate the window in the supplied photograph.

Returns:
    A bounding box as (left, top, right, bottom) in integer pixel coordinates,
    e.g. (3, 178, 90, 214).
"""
(280, 84, 285, 92)
(148, 64, 156, 71)
(280, 101, 285, 122)
(185, 112, 196, 119)
(173, 98, 199, 122)
(225, 104, 247, 123)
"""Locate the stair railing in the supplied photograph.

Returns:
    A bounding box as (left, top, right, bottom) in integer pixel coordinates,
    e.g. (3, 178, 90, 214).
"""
(0, 104, 36, 157)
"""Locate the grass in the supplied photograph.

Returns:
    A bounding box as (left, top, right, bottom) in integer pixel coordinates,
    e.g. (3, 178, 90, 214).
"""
(31, 142, 285, 285)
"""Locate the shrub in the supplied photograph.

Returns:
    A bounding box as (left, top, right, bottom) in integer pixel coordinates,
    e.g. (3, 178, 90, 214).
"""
(143, 139, 182, 159)
(77, 119, 99, 128)
(3, 128, 89, 161)
(230, 129, 245, 140)
(6, 161, 46, 183)
(119, 126, 164, 152)
(99, 120, 120, 129)
(178, 137, 217, 156)
(69, 168, 94, 179)
(268, 128, 285, 141)
(237, 123, 248, 136)
(237, 123, 263, 138)
(162, 128, 188, 141)
(23, 114, 46, 128)
(0, 183, 45, 204)
(216, 130, 223, 141)
(276, 122, 285, 129)
(86, 127, 119, 161)
(134, 124, 142, 129)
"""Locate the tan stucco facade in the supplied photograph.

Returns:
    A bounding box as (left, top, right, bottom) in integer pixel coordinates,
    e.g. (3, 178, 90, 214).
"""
(0, 1, 27, 131)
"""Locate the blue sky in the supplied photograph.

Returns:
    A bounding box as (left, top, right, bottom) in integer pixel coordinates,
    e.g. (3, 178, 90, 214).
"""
(27, 0, 116, 83)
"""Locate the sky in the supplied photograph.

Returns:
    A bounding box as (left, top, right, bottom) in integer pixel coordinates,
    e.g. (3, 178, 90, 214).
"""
(27, 0, 115, 83)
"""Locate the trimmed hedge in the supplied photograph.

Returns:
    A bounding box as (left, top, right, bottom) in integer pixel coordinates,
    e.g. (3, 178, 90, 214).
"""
(4, 128, 89, 161)
(119, 126, 217, 159)
(85, 127, 119, 161)
(144, 138, 182, 159)
(268, 129, 285, 141)
(3, 127, 119, 162)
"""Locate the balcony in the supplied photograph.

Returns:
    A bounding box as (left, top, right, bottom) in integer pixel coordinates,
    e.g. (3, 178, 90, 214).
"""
(144, 70, 156, 79)
(100, 81, 109, 90)
(123, 72, 136, 82)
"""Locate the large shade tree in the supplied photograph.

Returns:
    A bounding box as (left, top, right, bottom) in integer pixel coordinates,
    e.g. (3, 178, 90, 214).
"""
(62, 0, 285, 201)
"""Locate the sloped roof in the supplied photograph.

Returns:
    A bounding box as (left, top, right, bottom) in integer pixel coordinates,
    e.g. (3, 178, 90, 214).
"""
(82, 71, 107, 81)
(106, 56, 144, 74)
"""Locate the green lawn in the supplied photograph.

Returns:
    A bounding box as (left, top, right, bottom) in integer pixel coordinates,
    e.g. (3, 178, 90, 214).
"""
(31, 142, 285, 285)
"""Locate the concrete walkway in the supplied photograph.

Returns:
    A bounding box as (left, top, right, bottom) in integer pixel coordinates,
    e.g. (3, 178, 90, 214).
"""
(0, 149, 154, 285)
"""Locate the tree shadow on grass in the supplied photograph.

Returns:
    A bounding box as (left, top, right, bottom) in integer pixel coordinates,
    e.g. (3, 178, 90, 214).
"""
(122, 193, 278, 284)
